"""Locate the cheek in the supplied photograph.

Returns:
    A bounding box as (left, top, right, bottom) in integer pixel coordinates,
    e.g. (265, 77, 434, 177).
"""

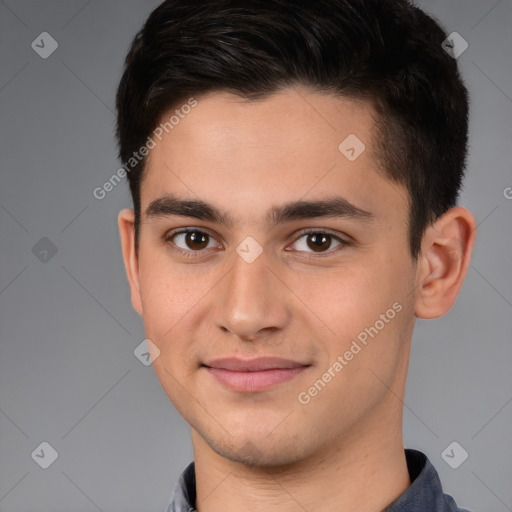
(286, 264, 392, 336)
(290, 256, 411, 365)
(138, 260, 205, 397)
(137, 253, 220, 365)
(137, 255, 194, 341)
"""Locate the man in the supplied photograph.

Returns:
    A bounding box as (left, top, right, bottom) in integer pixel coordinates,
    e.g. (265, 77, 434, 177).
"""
(115, 1, 475, 510)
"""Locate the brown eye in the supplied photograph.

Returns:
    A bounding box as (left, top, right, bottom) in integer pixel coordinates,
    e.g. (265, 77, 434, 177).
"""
(185, 231, 209, 250)
(170, 230, 216, 252)
(290, 231, 344, 254)
(307, 233, 333, 252)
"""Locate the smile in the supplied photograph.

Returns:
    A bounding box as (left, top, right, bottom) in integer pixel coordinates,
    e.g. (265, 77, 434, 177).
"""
(204, 366, 309, 392)
(201, 356, 312, 392)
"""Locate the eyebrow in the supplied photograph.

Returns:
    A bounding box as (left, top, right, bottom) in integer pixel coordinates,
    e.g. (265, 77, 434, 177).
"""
(145, 193, 375, 227)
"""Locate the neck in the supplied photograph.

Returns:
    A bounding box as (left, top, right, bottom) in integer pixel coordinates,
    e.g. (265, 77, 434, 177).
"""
(191, 394, 411, 512)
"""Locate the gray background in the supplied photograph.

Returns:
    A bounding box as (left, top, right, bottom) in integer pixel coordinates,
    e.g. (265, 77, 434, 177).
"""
(0, 1, 511, 511)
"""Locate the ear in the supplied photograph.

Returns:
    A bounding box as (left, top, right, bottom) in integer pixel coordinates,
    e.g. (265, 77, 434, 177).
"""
(118, 208, 143, 316)
(414, 206, 476, 319)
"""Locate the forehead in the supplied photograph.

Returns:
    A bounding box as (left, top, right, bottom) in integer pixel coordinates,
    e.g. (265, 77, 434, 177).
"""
(156, 87, 377, 158)
(141, 86, 408, 225)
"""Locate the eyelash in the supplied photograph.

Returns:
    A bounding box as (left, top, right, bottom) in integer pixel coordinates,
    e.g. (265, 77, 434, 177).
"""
(164, 227, 351, 259)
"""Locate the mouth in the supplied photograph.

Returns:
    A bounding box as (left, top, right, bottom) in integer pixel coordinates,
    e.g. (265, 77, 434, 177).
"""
(202, 357, 311, 392)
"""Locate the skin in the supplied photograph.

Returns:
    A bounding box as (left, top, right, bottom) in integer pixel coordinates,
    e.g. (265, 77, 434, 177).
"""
(118, 86, 476, 512)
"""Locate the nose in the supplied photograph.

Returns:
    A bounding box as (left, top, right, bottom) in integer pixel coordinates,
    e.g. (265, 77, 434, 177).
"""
(213, 245, 291, 341)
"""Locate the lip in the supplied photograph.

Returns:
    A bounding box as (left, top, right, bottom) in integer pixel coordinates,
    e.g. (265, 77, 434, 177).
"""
(203, 357, 309, 371)
(202, 357, 310, 392)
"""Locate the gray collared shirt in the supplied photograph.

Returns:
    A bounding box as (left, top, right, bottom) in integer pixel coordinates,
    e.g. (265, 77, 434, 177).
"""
(165, 448, 472, 512)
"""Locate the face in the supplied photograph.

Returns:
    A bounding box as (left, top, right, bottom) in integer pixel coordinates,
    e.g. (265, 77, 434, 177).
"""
(121, 86, 421, 466)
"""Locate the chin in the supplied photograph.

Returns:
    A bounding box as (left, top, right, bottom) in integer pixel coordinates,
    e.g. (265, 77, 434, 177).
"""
(204, 432, 310, 468)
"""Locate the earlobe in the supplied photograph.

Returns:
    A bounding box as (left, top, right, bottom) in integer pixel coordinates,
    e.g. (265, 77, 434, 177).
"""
(118, 208, 143, 316)
(414, 207, 476, 319)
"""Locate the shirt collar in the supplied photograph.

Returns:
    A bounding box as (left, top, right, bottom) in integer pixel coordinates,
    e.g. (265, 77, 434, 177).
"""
(166, 448, 468, 512)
